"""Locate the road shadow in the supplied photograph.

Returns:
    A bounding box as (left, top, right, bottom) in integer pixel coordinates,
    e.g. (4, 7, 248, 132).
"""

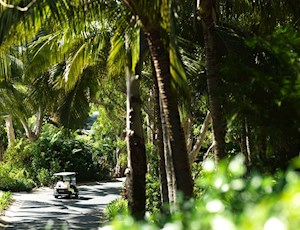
(2, 180, 123, 230)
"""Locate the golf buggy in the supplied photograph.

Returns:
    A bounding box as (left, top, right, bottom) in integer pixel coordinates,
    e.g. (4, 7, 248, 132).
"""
(53, 172, 79, 199)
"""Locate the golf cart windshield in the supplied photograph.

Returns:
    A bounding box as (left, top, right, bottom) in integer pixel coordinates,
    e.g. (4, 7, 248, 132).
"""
(54, 172, 77, 185)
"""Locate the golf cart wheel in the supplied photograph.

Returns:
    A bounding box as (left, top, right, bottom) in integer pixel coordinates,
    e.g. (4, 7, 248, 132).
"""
(54, 195, 59, 199)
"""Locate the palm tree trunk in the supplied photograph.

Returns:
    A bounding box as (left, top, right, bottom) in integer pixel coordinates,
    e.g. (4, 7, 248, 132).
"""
(146, 29, 193, 198)
(4, 115, 15, 147)
(125, 34, 147, 219)
(152, 63, 169, 205)
(200, 0, 226, 160)
(161, 101, 176, 203)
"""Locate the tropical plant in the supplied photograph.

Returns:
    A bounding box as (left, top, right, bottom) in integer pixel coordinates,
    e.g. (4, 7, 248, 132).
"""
(103, 198, 128, 221)
(0, 191, 13, 213)
(103, 155, 300, 230)
(122, 0, 194, 202)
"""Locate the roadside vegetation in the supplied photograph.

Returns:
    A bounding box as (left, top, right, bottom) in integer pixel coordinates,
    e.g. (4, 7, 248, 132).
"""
(0, 192, 13, 214)
(102, 156, 300, 229)
(0, 123, 114, 191)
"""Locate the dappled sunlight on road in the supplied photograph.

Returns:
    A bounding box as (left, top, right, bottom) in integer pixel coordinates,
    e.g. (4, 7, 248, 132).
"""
(0, 178, 124, 230)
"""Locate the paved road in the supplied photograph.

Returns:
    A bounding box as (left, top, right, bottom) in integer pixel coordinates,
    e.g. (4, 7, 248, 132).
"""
(0, 178, 124, 230)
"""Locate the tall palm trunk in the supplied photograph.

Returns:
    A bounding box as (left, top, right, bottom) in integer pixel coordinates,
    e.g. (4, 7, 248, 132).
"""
(4, 115, 15, 147)
(200, 0, 226, 160)
(152, 63, 169, 205)
(161, 100, 176, 203)
(146, 29, 193, 198)
(125, 34, 147, 219)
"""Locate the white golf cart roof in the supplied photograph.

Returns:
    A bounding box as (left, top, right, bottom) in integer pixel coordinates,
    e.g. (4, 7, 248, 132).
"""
(53, 172, 77, 176)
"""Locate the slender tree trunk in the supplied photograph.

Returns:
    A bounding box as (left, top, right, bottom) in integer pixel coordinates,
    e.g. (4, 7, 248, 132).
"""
(240, 117, 251, 165)
(161, 101, 176, 203)
(199, 0, 226, 160)
(146, 89, 156, 144)
(19, 117, 36, 141)
(146, 29, 193, 198)
(146, 112, 154, 144)
(115, 135, 126, 177)
(189, 111, 212, 165)
(245, 117, 251, 164)
(0, 144, 4, 160)
(152, 62, 169, 205)
(240, 121, 248, 161)
(114, 144, 121, 177)
(5, 115, 15, 147)
(183, 115, 193, 154)
(33, 107, 44, 137)
(125, 33, 147, 219)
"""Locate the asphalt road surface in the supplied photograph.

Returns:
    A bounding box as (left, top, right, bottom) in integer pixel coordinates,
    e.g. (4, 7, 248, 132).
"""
(0, 178, 124, 230)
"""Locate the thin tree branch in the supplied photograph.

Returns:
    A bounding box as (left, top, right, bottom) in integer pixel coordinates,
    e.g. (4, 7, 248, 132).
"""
(188, 110, 212, 165)
(0, 0, 37, 12)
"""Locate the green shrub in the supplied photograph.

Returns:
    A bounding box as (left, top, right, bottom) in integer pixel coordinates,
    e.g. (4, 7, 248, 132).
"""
(104, 155, 300, 230)
(0, 192, 13, 212)
(0, 176, 33, 192)
(0, 163, 34, 192)
(103, 198, 128, 221)
(30, 125, 111, 183)
(37, 168, 52, 187)
(146, 173, 161, 213)
(4, 139, 33, 168)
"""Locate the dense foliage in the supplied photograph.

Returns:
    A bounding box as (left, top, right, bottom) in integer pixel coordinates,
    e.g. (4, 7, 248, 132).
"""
(221, 27, 300, 170)
(103, 156, 300, 230)
(0, 123, 111, 191)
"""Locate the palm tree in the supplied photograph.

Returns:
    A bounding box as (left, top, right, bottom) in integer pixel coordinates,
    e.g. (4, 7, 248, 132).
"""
(0, 48, 39, 141)
(122, 0, 194, 198)
(198, 0, 226, 160)
(123, 31, 147, 218)
(104, 5, 149, 215)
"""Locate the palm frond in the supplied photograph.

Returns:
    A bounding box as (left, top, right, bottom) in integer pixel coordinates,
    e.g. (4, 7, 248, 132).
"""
(56, 69, 96, 129)
(0, 0, 73, 50)
(169, 2, 191, 105)
(0, 49, 23, 82)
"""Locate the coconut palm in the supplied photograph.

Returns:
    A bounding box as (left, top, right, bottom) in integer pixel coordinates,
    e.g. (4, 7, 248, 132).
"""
(197, 0, 226, 160)
(26, 24, 110, 129)
(0, 48, 39, 142)
(121, 0, 194, 199)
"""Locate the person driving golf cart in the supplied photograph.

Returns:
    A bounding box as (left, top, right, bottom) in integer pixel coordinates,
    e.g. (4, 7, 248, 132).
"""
(53, 172, 79, 199)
